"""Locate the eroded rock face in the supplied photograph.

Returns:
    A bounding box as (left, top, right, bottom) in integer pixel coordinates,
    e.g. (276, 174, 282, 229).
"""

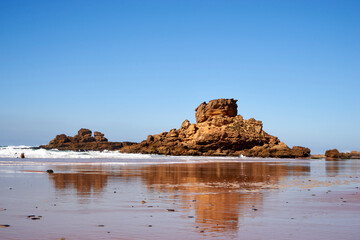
(121, 99, 310, 158)
(41, 129, 134, 151)
(195, 98, 238, 123)
(94, 131, 108, 142)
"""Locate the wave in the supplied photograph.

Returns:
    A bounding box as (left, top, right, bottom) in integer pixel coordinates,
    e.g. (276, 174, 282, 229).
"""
(0, 145, 161, 159)
(0, 146, 308, 166)
(0, 145, 246, 160)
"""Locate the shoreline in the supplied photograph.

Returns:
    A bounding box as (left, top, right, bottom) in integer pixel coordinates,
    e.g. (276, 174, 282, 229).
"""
(0, 145, 359, 160)
(2, 145, 359, 160)
(1, 145, 315, 161)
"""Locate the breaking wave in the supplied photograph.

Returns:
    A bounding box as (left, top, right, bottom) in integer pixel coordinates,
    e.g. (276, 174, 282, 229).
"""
(0, 145, 148, 159)
(0, 146, 305, 166)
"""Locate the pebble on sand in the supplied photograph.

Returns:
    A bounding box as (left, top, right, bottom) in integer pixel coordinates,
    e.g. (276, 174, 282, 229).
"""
(27, 215, 42, 220)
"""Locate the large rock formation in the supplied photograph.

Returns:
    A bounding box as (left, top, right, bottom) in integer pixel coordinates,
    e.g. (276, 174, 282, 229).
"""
(121, 99, 310, 158)
(40, 128, 134, 151)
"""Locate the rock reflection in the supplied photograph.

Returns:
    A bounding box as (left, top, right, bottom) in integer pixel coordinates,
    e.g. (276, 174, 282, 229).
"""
(50, 166, 109, 197)
(325, 159, 360, 177)
(49, 162, 310, 233)
(141, 162, 310, 233)
(326, 159, 343, 176)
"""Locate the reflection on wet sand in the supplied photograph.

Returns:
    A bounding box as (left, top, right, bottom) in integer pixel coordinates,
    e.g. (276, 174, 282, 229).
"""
(50, 172, 108, 197)
(140, 163, 310, 233)
(326, 159, 344, 177)
(49, 162, 310, 233)
(325, 159, 360, 177)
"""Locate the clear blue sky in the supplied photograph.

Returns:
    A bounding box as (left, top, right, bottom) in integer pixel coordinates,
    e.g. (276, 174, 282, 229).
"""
(1, 0, 359, 154)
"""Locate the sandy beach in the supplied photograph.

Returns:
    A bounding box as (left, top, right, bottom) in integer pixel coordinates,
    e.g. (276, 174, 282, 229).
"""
(0, 158, 359, 240)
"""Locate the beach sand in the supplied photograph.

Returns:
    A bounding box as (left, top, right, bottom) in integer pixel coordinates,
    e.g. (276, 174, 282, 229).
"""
(0, 159, 359, 239)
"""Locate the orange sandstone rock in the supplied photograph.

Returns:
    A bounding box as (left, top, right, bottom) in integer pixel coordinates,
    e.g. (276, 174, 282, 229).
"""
(41, 129, 134, 151)
(325, 149, 360, 159)
(121, 99, 310, 158)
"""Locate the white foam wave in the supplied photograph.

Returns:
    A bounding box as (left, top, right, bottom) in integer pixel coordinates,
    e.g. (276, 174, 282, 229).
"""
(0, 146, 306, 166)
(0, 145, 152, 159)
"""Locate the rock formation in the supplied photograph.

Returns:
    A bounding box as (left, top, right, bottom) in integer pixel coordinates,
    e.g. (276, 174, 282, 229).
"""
(40, 128, 134, 151)
(325, 149, 360, 159)
(325, 149, 340, 158)
(195, 98, 238, 123)
(121, 98, 310, 158)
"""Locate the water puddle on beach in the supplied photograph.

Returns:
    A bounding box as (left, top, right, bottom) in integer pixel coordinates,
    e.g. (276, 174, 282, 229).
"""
(0, 158, 359, 239)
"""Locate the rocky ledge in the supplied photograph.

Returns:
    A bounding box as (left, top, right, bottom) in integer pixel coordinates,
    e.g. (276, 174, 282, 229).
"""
(325, 149, 360, 159)
(40, 128, 134, 151)
(121, 98, 310, 158)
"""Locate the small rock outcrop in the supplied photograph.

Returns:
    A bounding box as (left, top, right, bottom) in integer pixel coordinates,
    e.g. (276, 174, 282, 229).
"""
(40, 128, 134, 151)
(325, 149, 340, 158)
(350, 151, 360, 158)
(121, 98, 310, 158)
(94, 131, 108, 142)
(325, 149, 360, 159)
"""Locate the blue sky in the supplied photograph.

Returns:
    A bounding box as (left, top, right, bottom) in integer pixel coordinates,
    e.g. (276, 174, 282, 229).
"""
(0, 0, 359, 154)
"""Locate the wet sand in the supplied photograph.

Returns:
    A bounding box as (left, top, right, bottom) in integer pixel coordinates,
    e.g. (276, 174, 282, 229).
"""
(0, 159, 359, 239)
